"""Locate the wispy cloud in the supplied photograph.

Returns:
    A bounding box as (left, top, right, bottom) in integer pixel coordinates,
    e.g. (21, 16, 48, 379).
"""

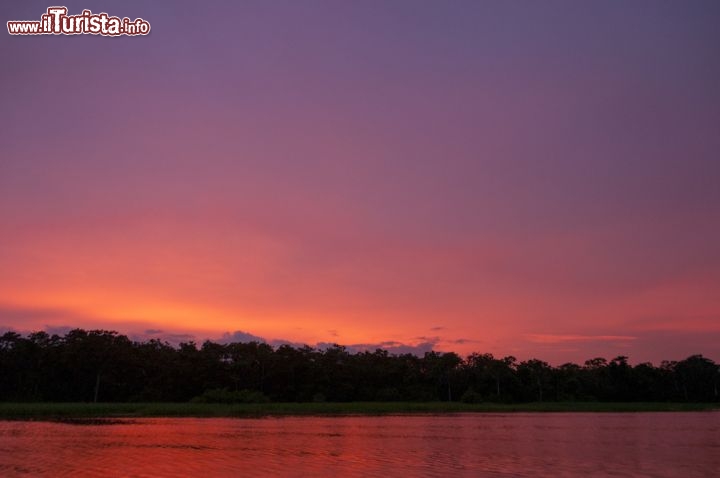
(0, 305, 88, 324)
(525, 334, 637, 344)
(452, 338, 475, 344)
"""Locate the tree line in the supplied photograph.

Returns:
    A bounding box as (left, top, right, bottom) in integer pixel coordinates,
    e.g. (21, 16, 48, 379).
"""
(1, 329, 717, 403)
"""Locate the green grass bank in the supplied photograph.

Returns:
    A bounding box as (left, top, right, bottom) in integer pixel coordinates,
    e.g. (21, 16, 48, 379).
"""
(0, 401, 716, 420)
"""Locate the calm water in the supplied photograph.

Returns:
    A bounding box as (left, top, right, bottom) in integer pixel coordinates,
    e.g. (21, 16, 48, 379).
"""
(1, 413, 718, 477)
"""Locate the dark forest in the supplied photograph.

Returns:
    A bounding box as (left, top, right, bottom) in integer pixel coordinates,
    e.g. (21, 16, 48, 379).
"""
(1, 329, 717, 403)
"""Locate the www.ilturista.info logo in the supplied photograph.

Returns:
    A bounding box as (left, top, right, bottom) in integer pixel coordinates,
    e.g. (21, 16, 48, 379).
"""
(7, 7, 150, 36)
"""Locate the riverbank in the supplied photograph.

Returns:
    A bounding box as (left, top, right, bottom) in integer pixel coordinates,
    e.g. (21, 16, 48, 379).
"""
(0, 401, 716, 420)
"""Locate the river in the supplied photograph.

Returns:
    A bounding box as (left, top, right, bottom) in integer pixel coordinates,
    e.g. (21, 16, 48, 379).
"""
(1, 412, 718, 476)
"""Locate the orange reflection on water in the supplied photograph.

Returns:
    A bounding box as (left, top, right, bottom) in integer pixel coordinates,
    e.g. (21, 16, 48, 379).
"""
(1, 413, 719, 477)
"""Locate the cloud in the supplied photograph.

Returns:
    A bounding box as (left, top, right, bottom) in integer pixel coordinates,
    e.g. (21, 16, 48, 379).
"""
(269, 339, 307, 348)
(627, 314, 720, 333)
(630, 330, 720, 363)
(414, 335, 440, 342)
(0, 305, 207, 346)
(163, 333, 196, 343)
(0, 325, 18, 335)
(452, 338, 474, 344)
(130, 330, 197, 345)
(525, 334, 637, 344)
(316, 338, 440, 356)
(217, 330, 266, 344)
(44, 325, 74, 336)
(430, 326, 445, 331)
(0, 305, 86, 324)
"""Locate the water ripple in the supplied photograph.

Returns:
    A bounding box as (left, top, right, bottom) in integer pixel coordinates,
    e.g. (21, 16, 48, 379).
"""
(0, 413, 718, 477)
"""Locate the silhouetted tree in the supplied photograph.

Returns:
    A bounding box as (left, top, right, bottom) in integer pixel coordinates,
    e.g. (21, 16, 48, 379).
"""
(0, 329, 717, 404)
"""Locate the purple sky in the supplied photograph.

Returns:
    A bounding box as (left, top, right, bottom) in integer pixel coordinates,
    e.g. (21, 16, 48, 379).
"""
(1, 1, 719, 364)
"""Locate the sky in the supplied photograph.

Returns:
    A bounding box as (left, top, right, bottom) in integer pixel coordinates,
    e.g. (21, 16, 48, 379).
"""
(1, 1, 719, 364)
